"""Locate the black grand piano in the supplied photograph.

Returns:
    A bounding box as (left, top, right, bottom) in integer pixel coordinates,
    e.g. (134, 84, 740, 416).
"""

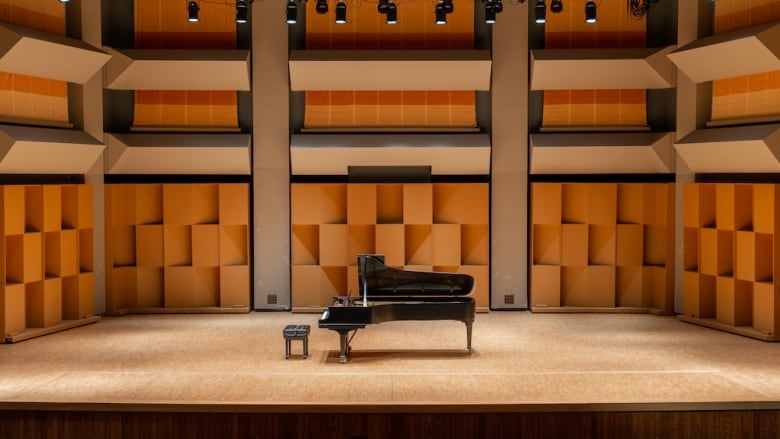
(318, 254, 475, 363)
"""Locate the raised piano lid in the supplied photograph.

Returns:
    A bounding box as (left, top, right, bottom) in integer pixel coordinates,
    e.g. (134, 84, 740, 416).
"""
(357, 254, 474, 297)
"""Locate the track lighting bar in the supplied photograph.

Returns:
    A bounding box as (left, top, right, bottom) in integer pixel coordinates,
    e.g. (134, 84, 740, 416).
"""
(172, 0, 611, 26)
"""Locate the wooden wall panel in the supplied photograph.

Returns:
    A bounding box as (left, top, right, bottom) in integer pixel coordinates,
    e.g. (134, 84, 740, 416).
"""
(542, 0, 646, 128)
(133, 0, 237, 129)
(303, 0, 475, 128)
(712, 0, 780, 123)
(0, 0, 68, 125)
(290, 182, 489, 310)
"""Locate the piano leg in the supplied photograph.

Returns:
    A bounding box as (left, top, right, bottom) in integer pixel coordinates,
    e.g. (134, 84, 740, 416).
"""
(465, 321, 473, 353)
(336, 329, 353, 363)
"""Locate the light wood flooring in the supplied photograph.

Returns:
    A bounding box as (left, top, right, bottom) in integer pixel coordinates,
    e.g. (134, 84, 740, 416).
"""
(1, 311, 779, 412)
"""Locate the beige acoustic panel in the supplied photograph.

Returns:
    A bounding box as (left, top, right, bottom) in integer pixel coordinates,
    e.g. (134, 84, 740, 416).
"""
(667, 20, 780, 83)
(530, 132, 674, 174)
(674, 124, 780, 173)
(289, 50, 492, 91)
(106, 133, 251, 175)
(0, 23, 110, 84)
(103, 48, 251, 91)
(290, 134, 490, 175)
(0, 125, 104, 174)
(530, 46, 676, 90)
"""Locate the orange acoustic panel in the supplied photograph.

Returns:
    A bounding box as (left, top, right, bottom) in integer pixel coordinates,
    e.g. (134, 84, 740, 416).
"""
(133, 0, 237, 129)
(542, 0, 646, 128)
(304, 0, 475, 128)
(0, 0, 67, 125)
(712, 0, 780, 123)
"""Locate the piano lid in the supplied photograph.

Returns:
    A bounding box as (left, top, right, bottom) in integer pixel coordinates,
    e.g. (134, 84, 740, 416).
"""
(357, 254, 474, 297)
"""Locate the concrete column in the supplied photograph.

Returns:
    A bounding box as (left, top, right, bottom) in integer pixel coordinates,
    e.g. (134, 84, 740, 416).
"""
(251, 1, 291, 309)
(68, 0, 107, 314)
(674, 0, 713, 313)
(490, 3, 529, 309)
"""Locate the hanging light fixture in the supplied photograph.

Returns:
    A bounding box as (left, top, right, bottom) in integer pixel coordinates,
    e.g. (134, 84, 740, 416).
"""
(385, 2, 398, 24)
(484, 1, 497, 24)
(335, 1, 347, 24)
(58, 0, 70, 3)
(187, 1, 200, 22)
(378, 0, 389, 13)
(585, 0, 597, 23)
(534, 0, 546, 24)
(286, 0, 298, 24)
(550, 0, 563, 13)
(236, 0, 250, 23)
(315, 0, 329, 13)
(483, 0, 503, 24)
(435, 1, 447, 24)
(435, 0, 453, 25)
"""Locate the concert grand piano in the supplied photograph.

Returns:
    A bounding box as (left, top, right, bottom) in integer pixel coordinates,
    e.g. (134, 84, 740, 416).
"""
(318, 254, 475, 363)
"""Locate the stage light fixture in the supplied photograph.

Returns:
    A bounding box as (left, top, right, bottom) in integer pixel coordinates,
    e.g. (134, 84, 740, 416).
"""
(585, 0, 597, 23)
(378, 0, 388, 13)
(550, 0, 562, 12)
(335, 1, 347, 24)
(236, 0, 250, 23)
(485, 1, 496, 24)
(435, 2, 447, 24)
(443, 0, 454, 14)
(534, 0, 546, 24)
(316, 0, 329, 13)
(286, 0, 298, 24)
(385, 2, 397, 24)
(187, 1, 200, 22)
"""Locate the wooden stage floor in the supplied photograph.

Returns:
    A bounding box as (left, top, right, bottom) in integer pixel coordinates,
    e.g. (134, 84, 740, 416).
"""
(1, 311, 779, 437)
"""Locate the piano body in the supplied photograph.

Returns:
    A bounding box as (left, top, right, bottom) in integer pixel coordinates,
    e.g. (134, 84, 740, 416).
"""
(318, 254, 476, 363)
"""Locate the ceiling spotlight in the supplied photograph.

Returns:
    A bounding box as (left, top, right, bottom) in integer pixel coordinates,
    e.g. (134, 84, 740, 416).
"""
(534, 0, 546, 24)
(385, 2, 397, 24)
(378, 0, 388, 14)
(286, 0, 298, 24)
(550, 0, 563, 13)
(316, 0, 328, 13)
(493, 0, 503, 13)
(435, 2, 447, 24)
(58, 0, 70, 3)
(187, 1, 200, 22)
(443, 0, 454, 14)
(585, 0, 597, 23)
(485, 1, 497, 24)
(335, 1, 347, 24)
(236, 0, 250, 23)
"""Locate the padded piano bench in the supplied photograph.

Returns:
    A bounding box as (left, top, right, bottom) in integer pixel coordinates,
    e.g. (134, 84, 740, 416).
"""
(283, 324, 310, 359)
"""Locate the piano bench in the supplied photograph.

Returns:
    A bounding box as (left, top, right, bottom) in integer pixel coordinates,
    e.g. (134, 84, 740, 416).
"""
(283, 324, 311, 359)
